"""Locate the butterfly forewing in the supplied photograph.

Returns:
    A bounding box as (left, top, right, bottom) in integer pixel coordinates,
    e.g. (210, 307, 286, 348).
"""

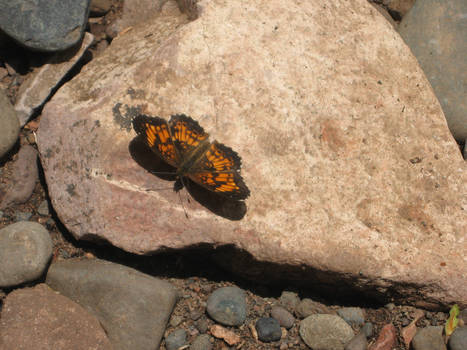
(169, 114, 209, 158)
(133, 115, 180, 167)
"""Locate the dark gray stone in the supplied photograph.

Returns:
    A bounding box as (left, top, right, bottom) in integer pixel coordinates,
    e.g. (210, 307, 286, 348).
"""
(399, 0, 467, 141)
(0, 221, 52, 287)
(190, 334, 212, 350)
(0, 0, 91, 51)
(0, 90, 19, 158)
(412, 326, 446, 350)
(271, 305, 295, 329)
(165, 329, 187, 350)
(206, 286, 247, 326)
(337, 307, 365, 327)
(255, 317, 282, 342)
(46, 258, 178, 350)
(449, 327, 467, 350)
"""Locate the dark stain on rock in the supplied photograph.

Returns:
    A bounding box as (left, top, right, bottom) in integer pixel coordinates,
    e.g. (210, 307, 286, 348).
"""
(66, 184, 76, 196)
(127, 87, 146, 99)
(112, 102, 142, 131)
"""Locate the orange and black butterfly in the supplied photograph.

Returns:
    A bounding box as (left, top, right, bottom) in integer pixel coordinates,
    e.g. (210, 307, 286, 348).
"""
(132, 114, 250, 200)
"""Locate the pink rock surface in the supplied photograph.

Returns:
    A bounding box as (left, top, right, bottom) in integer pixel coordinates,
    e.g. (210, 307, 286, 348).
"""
(368, 323, 397, 350)
(0, 284, 112, 350)
(36, 0, 467, 307)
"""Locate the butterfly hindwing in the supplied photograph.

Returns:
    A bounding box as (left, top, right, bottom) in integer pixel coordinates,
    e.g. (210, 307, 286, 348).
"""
(132, 114, 179, 167)
(189, 142, 250, 200)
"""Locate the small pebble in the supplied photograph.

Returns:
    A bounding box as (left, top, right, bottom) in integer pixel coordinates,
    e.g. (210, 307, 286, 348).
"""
(337, 307, 365, 327)
(15, 211, 33, 221)
(459, 308, 467, 324)
(296, 298, 330, 319)
(165, 329, 187, 350)
(449, 327, 467, 350)
(412, 326, 444, 350)
(279, 291, 300, 312)
(345, 331, 367, 350)
(369, 324, 397, 350)
(190, 334, 212, 350)
(385, 303, 396, 310)
(190, 309, 203, 321)
(37, 200, 49, 216)
(361, 322, 373, 337)
(300, 314, 354, 350)
(170, 315, 183, 327)
(195, 318, 209, 334)
(0, 221, 52, 287)
(206, 286, 247, 326)
(271, 305, 295, 329)
(255, 317, 282, 342)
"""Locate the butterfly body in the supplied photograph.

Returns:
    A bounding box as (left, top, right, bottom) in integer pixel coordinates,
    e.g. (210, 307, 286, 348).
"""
(133, 114, 250, 200)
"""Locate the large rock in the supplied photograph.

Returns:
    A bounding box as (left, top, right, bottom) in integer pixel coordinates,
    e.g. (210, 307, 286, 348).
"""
(36, 0, 467, 307)
(0, 284, 112, 350)
(46, 258, 178, 350)
(0, 0, 90, 51)
(14, 32, 94, 126)
(399, 0, 467, 141)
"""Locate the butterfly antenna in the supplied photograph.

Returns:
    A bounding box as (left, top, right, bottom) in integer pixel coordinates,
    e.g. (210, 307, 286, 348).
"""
(179, 176, 191, 204)
(177, 177, 190, 219)
(177, 191, 189, 219)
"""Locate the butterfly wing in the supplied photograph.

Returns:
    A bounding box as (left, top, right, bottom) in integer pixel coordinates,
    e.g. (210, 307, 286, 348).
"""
(188, 141, 250, 200)
(132, 114, 180, 167)
(168, 114, 209, 160)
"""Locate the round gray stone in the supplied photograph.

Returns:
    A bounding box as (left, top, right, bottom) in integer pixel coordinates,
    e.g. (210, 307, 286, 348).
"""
(412, 326, 445, 350)
(0, 0, 90, 51)
(448, 326, 467, 350)
(344, 332, 367, 350)
(337, 307, 365, 327)
(165, 329, 187, 350)
(190, 334, 212, 350)
(271, 305, 295, 329)
(279, 291, 300, 312)
(299, 314, 354, 350)
(0, 90, 19, 158)
(0, 221, 52, 287)
(206, 286, 247, 326)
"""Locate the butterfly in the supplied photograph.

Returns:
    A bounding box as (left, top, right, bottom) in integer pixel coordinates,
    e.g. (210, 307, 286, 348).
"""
(132, 114, 250, 200)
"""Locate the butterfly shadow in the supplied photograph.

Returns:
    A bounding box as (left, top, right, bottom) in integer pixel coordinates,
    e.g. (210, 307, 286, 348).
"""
(129, 136, 247, 221)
